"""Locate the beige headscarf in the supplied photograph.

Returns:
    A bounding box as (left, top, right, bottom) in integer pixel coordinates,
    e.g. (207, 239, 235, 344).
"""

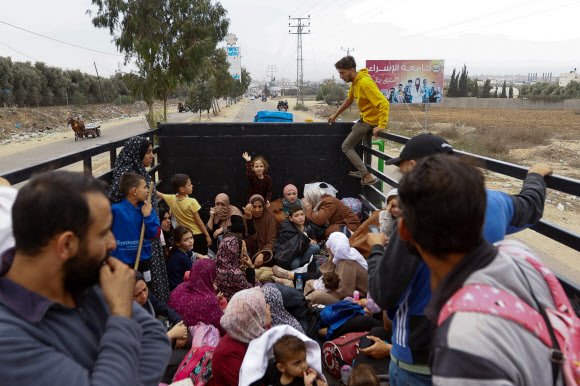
(304, 188, 326, 212)
(220, 288, 269, 343)
(214, 193, 243, 229)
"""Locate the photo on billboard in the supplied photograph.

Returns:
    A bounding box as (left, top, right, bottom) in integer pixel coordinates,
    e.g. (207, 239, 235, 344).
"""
(366, 60, 445, 104)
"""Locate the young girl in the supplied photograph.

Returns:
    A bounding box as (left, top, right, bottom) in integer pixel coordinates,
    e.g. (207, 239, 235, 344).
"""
(242, 151, 272, 204)
(379, 188, 400, 237)
(166, 226, 207, 290)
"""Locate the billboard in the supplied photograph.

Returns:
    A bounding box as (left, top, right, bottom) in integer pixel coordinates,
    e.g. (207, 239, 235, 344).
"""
(366, 60, 445, 104)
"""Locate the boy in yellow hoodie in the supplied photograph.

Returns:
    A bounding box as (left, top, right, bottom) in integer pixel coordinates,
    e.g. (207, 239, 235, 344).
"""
(329, 55, 389, 186)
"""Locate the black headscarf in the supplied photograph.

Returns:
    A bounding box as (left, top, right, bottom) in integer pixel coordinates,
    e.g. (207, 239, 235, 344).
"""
(109, 136, 155, 205)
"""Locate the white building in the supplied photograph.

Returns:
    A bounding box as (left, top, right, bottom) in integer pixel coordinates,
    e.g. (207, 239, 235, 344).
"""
(559, 69, 579, 87)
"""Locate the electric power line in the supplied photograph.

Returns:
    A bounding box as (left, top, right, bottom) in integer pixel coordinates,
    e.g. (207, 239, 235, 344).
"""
(0, 19, 123, 57)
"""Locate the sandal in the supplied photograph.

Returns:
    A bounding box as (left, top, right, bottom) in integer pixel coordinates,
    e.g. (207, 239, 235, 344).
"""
(272, 265, 290, 279)
(361, 177, 378, 186)
(273, 277, 294, 288)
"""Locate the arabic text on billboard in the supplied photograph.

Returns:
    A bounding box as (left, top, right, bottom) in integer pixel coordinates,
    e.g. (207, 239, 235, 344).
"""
(366, 60, 444, 104)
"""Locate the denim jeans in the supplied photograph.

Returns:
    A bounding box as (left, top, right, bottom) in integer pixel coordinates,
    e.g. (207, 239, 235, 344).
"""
(289, 243, 320, 270)
(389, 360, 432, 386)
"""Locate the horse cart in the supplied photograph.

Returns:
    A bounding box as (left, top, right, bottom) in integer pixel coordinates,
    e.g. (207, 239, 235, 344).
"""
(68, 118, 101, 141)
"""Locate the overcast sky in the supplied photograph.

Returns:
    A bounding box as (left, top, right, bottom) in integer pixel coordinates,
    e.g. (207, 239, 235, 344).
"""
(1, 0, 579, 83)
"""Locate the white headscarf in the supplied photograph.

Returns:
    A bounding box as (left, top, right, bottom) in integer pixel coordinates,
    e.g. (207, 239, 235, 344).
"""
(239, 325, 327, 386)
(384, 188, 398, 209)
(327, 232, 368, 270)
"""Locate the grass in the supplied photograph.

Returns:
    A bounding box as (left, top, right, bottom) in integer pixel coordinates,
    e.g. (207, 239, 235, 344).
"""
(293, 103, 309, 111)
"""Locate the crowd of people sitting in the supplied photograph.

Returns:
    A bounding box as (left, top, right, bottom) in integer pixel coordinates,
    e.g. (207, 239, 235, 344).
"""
(0, 131, 563, 386)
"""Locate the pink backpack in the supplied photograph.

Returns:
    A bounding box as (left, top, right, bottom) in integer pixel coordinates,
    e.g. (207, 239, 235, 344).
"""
(172, 322, 221, 385)
(438, 242, 580, 385)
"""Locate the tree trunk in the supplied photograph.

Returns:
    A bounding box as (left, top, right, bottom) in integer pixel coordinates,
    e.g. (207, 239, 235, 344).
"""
(199, 111, 201, 122)
(147, 102, 154, 129)
(163, 95, 168, 121)
(215, 98, 221, 112)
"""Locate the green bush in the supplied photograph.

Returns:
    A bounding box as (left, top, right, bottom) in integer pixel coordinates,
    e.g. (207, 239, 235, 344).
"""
(293, 103, 309, 111)
(71, 91, 88, 107)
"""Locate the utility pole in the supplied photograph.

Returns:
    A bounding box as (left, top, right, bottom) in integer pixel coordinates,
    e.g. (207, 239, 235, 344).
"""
(289, 16, 310, 105)
(341, 47, 354, 56)
(93, 62, 106, 104)
(266, 65, 278, 94)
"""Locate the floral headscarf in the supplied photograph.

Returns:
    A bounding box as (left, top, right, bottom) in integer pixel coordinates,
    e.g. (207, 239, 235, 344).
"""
(215, 236, 255, 300)
(261, 284, 304, 333)
(109, 136, 155, 205)
(220, 288, 269, 343)
(168, 258, 226, 335)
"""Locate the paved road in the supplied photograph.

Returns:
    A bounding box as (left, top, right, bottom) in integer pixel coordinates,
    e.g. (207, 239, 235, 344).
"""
(233, 98, 275, 122)
(0, 109, 197, 175)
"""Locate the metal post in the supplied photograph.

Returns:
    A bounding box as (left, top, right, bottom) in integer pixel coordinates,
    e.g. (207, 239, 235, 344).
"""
(66, 91, 69, 108)
(83, 157, 92, 176)
(289, 16, 310, 106)
(424, 102, 430, 132)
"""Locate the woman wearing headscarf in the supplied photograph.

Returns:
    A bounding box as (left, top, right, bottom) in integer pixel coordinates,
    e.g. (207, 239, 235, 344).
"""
(303, 188, 361, 238)
(215, 236, 258, 301)
(168, 258, 226, 336)
(209, 288, 271, 386)
(207, 193, 243, 244)
(269, 184, 303, 225)
(260, 284, 304, 333)
(243, 194, 279, 268)
(109, 136, 170, 303)
(303, 232, 368, 305)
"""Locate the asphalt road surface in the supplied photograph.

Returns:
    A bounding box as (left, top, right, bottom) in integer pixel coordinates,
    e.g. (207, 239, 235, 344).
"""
(233, 98, 272, 122)
(0, 109, 196, 175)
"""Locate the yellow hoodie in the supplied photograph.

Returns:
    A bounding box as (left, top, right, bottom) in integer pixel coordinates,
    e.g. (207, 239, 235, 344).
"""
(348, 69, 389, 128)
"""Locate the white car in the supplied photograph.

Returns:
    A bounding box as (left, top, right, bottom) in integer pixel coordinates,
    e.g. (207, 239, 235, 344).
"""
(250, 96, 255, 100)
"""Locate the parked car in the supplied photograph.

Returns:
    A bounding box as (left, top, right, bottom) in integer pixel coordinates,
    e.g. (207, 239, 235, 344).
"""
(250, 96, 255, 100)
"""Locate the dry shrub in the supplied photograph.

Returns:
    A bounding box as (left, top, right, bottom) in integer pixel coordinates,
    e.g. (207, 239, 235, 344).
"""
(436, 126, 461, 140)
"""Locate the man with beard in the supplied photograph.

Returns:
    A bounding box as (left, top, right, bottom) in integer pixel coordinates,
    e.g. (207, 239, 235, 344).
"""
(0, 171, 171, 385)
(364, 134, 552, 386)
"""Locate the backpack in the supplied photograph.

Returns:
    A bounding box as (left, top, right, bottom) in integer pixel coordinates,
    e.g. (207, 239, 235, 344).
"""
(438, 243, 580, 386)
(319, 301, 365, 340)
(341, 197, 363, 220)
(274, 283, 322, 340)
(172, 322, 221, 384)
(322, 331, 368, 380)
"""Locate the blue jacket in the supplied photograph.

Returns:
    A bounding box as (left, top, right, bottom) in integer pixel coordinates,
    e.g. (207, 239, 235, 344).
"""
(111, 199, 160, 264)
(368, 173, 547, 366)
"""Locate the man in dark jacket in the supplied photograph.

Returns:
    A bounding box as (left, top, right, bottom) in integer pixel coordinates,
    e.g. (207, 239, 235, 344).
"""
(365, 134, 552, 385)
(0, 171, 171, 385)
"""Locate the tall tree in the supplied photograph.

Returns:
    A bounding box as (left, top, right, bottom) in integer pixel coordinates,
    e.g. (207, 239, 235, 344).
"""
(482, 79, 492, 98)
(458, 64, 468, 97)
(447, 68, 457, 97)
(473, 78, 479, 98)
(509, 84, 514, 98)
(90, 0, 229, 126)
(500, 80, 507, 98)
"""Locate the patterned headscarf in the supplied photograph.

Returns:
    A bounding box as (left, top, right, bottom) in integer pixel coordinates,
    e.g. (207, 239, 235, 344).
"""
(261, 284, 304, 333)
(220, 288, 269, 343)
(109, 136, 155, 205)
(168, 258, 226, 335)
(213, 193, 243, 230)
(304, 188, 326, 212)
(215, 236, 255, 300)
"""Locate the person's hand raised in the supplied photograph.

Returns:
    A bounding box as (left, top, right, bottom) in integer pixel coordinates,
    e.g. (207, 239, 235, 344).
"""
(242, 151, 251, 162)
(244, 204, 252, 219)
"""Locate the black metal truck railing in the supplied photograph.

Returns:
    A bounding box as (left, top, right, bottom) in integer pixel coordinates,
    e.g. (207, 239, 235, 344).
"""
(1, 129, 161, 185)
(359, 130, 580, 302)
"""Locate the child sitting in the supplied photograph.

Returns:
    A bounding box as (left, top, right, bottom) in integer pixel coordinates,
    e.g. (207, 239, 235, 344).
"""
(242, 151, 272, 204)
(111, 173, 160, 281)
(166, 226, 208, 291)
(312, 272, 340, 293)
(348, 363, 380, 386)
(261, 335, 326, 386)
(379, 188, 400, 236)
(157, 174, 211, 254)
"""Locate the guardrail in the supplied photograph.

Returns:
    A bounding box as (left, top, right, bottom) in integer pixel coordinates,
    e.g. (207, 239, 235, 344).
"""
(0, 129, 161, 185)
